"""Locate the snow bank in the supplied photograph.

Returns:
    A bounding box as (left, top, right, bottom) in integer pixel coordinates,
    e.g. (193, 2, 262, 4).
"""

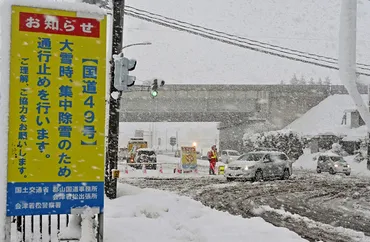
(253, 205, 370, 241)
(343, 155, 370, 177)
(104, 183, 307, 242)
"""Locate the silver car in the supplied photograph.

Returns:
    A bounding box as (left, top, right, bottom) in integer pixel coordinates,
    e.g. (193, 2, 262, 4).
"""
(224, 151, 292, 182)
(220, 150, 241, 164)
(315, 153, 351, 176)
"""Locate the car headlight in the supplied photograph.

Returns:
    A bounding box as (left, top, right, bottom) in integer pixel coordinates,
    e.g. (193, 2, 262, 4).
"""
(334, 164, 338, 168)
(244, 166, 248, 171)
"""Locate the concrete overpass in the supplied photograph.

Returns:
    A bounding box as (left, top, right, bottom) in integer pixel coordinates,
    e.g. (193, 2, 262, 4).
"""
(119, 84, 352, 151)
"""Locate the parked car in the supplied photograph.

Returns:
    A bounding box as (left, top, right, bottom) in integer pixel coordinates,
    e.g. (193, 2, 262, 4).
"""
(134, 148, 157, 170)
(220, 150, 241, 164)
(224, 151, 292, 182)
(315, 152, 351, 176)
(200, 155, 209, 160)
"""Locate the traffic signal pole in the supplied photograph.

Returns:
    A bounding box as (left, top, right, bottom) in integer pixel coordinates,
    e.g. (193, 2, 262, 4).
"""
(105, 0, 125, 199)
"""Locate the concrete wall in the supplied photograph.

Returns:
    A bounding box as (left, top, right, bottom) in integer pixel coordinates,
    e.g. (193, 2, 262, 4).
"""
(119, 84, 352, 151)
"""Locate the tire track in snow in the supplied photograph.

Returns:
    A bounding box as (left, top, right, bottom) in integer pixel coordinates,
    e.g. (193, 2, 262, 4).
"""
(121, 172, 370, 242)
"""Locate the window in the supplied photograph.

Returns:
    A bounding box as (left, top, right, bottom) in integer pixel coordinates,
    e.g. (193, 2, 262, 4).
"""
(138, 150, 155, 156)
(271, 153, 288, 161)
(239, 153, 264, 161)
(263, 154, 271, 162)
(228, 151, 240, 156)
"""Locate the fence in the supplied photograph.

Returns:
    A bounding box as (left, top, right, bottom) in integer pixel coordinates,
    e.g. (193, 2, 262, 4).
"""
(10, 213, 103, 242)
(119, 162, 225, 176)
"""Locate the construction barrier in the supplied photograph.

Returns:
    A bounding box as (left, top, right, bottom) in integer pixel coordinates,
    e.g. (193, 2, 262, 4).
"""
(119, 162, 226, 176)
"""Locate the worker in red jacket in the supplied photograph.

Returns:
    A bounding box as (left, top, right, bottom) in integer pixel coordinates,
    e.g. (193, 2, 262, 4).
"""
(207, 145, 218, 175)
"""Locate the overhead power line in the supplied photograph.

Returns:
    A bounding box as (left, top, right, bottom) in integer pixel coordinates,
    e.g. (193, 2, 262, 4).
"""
(124, 6, 370, 76)
(126, 6, 370, 69)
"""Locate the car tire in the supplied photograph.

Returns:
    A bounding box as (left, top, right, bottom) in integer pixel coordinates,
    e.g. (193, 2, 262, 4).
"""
(316, 168, 321, 173)
(345, 172, 350, 176)
(329, 168, 336, 175)
(282, 169, 290, 180)
(226, 177, 235, 182)
(254, 170, 263, 182)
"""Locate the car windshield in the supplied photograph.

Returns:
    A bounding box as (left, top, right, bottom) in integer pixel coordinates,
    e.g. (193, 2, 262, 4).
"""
(330, 156, 346, 163)
(238, 153, 264, 161)
(138, 150, 155, 156)
(228, 151, 240, 156)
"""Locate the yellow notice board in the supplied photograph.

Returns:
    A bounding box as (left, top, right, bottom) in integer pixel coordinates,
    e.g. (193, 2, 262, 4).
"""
(180, 146, 198, 171)
(7, 5, 107, 216)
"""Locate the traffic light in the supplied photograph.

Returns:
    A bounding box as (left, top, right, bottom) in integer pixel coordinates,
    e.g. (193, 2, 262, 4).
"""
(113, 54, 137, 92)
(150, 79, 158, 97)
(150, 79, 165, 97)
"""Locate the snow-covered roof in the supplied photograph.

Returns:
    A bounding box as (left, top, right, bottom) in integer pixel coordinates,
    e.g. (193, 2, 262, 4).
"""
(284, 94, 368, 138)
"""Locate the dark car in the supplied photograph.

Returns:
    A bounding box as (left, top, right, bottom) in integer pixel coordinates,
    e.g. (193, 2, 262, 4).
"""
(134, 148, 157, 169)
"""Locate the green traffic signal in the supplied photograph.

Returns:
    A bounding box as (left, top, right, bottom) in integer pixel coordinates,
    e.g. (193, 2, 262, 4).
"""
(151, 90, 158, 97)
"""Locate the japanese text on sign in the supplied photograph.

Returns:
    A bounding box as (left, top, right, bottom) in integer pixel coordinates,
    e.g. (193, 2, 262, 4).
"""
(19, 12, 101, 38)
(7, 5, 107, 216)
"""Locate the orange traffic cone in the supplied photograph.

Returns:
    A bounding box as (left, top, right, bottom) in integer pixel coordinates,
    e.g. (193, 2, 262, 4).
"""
(142, 164, 147, 174)
(125, 165, 129, 174)
(159, 164, 163, 174)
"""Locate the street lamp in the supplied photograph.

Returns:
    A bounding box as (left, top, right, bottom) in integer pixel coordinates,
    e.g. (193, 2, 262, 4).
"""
(122, 41, 152, 50)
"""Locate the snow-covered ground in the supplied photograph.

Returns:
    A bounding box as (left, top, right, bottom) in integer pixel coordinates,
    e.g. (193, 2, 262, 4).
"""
(104, 183, 307, 242)
(293, 149, 370, 177)
(124, 168, 370, 242)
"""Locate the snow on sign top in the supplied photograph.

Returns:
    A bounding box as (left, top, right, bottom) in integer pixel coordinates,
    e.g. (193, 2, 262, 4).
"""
(19, 12, 101, 38)
(8, 0, 107, 15)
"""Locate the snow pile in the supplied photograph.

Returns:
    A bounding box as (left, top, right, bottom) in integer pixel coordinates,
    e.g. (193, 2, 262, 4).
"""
(253, 205, 370, 242)
(285, 94, 368, 137)
(343, 156, 370, 177)
(58, 215, 82, 241)
(80, 208, 97, 242)
(104, 183, 307, 242)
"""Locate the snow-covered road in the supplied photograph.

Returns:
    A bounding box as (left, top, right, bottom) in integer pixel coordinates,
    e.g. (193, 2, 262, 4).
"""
(121, 168, 370, 242)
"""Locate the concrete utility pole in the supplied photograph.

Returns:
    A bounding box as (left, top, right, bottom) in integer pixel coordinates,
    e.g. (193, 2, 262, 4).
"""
(105, 0, 125, 199)
(83, 0, 125, 199)
(339, 0, 370, 170)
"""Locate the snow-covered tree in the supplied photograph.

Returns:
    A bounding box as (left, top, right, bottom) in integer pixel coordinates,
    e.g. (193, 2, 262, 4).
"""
(324, 76, 331, 85)
(298, 75, 306, 85)
(289, 74, 299, 85)
(308, 77, 315, 85)
(317, 78, 323, 85)
(243, 130, 304, 160)
(330, 143, 347, 156)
